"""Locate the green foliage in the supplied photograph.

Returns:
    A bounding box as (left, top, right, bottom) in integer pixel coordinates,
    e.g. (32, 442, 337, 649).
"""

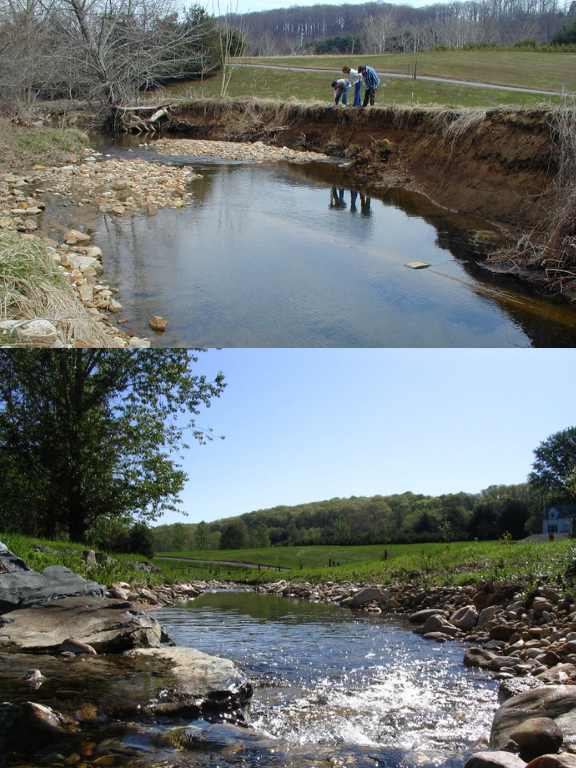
(153, 483, 537, 554)
(194, 520, 210, 550)
(0, 350, 225, 543)
(529, 426, 576, 503)
(1, 531, 161, 586)
(553, 21, 576, 46)
(220, 522, 247, 550)
(307, 35, 362, 55)
(254, 521, 271, 548)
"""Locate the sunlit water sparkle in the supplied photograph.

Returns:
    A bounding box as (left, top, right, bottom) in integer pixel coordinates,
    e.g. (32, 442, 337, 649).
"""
(155, 590, 498, 761)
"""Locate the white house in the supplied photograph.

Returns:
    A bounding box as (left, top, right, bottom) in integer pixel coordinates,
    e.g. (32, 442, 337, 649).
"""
(542, 504, 576, 535)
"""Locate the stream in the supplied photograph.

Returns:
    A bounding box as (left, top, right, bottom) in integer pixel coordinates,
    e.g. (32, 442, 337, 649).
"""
(155, 590, 499, 767)
(39, 135, 576, 347)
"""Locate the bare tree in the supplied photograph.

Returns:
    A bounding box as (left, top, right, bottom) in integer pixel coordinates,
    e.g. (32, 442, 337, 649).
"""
(0, 0, 64, 115)
(364, 12, 397, 53)
(36, 0, 220, 109)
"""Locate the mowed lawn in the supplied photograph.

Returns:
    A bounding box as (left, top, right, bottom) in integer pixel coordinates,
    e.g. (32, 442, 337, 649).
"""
(168, 50, 573, 109)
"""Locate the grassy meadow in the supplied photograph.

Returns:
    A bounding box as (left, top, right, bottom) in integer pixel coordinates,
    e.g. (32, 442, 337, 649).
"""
(155, 538, 576, 589)
(167, 50, 575, 109)
(4, 531, 576, 594)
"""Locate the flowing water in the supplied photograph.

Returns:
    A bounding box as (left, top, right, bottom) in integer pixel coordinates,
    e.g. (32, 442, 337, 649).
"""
(155, 590, 499, 766)
(40, 135, 576, 347)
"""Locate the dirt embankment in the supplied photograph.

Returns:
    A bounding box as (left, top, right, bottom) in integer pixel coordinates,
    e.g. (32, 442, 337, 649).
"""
(165, 101, 559, 231)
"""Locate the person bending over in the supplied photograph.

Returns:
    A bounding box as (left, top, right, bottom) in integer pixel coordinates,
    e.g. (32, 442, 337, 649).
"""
(331, 78, 351, 106)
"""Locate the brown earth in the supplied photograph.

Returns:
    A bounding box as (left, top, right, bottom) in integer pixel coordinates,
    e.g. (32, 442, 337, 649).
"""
(164, 101, 560, 231)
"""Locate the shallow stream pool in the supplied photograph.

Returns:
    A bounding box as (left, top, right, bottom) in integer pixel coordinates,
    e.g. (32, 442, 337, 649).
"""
(155, 590, 499, 766)
(41, 137, 576, 347)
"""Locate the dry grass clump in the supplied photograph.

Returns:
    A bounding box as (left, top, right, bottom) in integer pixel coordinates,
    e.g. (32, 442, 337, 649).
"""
(487, 99, 576, 297)
(0, 232, 114, 347)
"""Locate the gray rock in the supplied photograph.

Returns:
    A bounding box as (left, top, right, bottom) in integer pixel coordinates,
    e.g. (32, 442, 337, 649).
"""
(450, 605, 478, 631)
(477, 606, 497, 626)
(463, 750, 527, 768)
(0, 542, 30, 574)
(350, 587, 383, 607)
(499, 677, 545, 702)
(464, 647, 497, 669)
(0, 596, 169, 652)
(0, 564, 105, 613)
(408, 608, 449, 623)
(525, 755, 576, 768)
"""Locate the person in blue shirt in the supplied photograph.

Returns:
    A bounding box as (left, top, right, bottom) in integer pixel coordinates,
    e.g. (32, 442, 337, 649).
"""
(357, 65, 380, 107)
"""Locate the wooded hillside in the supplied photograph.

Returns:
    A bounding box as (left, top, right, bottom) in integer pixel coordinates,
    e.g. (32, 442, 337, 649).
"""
(227, 0, 576, 55)
(153, 483, 543, 552)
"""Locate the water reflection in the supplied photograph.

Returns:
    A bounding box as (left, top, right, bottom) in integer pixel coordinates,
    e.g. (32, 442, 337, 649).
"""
(330, 188, 372, 217)
(40, 148, 576, 347)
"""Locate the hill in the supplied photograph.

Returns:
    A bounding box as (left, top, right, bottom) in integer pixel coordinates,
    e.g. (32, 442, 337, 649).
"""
(152, 483, 539, 552)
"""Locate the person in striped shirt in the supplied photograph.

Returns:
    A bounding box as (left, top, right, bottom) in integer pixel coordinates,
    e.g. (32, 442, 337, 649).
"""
(357, 65, 380, 107)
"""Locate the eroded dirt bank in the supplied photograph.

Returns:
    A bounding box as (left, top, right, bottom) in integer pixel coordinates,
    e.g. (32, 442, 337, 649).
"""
(164, 101, 559, 230)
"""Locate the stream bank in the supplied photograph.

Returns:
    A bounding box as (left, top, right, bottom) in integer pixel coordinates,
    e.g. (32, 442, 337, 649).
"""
(5, 535, 576, 768)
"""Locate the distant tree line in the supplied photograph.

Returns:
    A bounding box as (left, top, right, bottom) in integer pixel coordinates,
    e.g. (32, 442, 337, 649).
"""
(228, 0, 576, 56)
(152, 482, 548, 552)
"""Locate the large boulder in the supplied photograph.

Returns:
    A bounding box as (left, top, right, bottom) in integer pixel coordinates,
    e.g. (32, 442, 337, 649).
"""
(0, 555, 105, 613)
(0, 596, 170, 652)
(508, 717, 563, 760)
(491, 686, 576, 752)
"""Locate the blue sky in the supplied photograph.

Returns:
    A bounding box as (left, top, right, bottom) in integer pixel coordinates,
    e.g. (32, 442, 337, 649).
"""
(154, 349, 576, 527)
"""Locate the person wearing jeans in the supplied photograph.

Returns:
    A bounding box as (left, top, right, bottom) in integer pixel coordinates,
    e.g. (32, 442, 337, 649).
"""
(358, 65, 380, 106)
(342, 66, 363, 107)
(331, 78, 351, 106)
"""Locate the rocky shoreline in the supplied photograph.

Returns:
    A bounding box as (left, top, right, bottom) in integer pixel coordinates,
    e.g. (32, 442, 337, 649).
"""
(0, 140, 331, 348)
(254, 579, 576, 767)
(5, 539, 576, 768)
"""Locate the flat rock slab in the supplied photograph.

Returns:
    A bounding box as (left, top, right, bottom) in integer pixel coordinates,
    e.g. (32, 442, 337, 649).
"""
(0, 564, 105, 613)
(0, 645, 252, 723)
(0, 596, 167, 652)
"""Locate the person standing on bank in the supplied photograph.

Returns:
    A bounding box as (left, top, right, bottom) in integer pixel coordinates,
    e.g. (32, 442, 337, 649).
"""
(358, 65, 380, 107)
(342, 66, 362, 107)
(331, 77, 351, 106)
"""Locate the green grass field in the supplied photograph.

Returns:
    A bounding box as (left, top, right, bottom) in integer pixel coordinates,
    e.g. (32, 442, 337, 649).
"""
(167, 50, 575, 109)
(154, 538, 576, 588)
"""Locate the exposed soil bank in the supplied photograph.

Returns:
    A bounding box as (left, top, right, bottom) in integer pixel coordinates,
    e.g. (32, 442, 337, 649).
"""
(164, 101, 559, 230)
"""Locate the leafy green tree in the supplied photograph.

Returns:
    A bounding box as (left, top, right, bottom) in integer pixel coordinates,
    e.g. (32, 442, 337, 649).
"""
(553, 21, 576, 45)
(528, 427, 576, 503)
(220, 522, 246, 550)
(254, 521, 271, 548)
(127, 522, 155, 558)
(333, 514, 351, 545)
(0, 350, 225, 543)
(171, 522, 189, 551)
(194, 520, 210, 551)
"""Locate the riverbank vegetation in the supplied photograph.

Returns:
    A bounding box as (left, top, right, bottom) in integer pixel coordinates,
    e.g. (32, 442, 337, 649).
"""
(0, 531, 162, 586)
(158, 538, 576, 588)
